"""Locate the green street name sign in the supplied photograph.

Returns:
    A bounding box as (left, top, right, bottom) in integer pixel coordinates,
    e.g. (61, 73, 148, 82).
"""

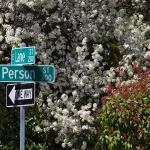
(11, 47, 35, 65)
(0, 65, 55, 83)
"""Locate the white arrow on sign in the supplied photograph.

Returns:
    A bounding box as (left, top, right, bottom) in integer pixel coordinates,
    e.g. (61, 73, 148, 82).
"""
(9, 86, 16, 103)
(6, 83, 35, 107)
(8, 86, 33, 104)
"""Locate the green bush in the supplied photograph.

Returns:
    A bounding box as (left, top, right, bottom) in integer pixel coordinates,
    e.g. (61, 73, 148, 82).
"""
(96, 72, 150, 150)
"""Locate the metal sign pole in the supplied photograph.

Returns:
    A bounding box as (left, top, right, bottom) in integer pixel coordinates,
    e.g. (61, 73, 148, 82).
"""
(20, 106, 25, 150)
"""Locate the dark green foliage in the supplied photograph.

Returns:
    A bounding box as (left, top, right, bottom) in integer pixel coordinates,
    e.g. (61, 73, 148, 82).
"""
(96, 73, 150, 150)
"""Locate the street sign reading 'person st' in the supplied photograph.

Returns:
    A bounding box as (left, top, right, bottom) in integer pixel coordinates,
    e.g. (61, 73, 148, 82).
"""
(0, 65, 55, 83)
(6, 83, 35, 107)
(11, 47, 35, 65)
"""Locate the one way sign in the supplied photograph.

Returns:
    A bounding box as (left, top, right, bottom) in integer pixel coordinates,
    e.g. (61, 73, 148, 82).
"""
(6, 83, 35, 107)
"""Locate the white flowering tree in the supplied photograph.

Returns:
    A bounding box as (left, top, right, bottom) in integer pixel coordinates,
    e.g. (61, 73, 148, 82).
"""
(0, 0, 149, 149)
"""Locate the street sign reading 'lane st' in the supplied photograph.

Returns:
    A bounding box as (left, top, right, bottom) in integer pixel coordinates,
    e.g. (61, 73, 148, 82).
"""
(6, 83, 35, 107)
(0, 65, 55, 83)
(11, 47, 35, 65)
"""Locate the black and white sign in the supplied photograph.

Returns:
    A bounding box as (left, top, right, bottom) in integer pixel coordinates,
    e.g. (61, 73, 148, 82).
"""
(6, 83, 35, 107)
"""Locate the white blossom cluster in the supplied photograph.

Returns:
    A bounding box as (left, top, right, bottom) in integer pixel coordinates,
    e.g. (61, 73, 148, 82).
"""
(105, 49, 150, 88)
(0, 0, 149, 149)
